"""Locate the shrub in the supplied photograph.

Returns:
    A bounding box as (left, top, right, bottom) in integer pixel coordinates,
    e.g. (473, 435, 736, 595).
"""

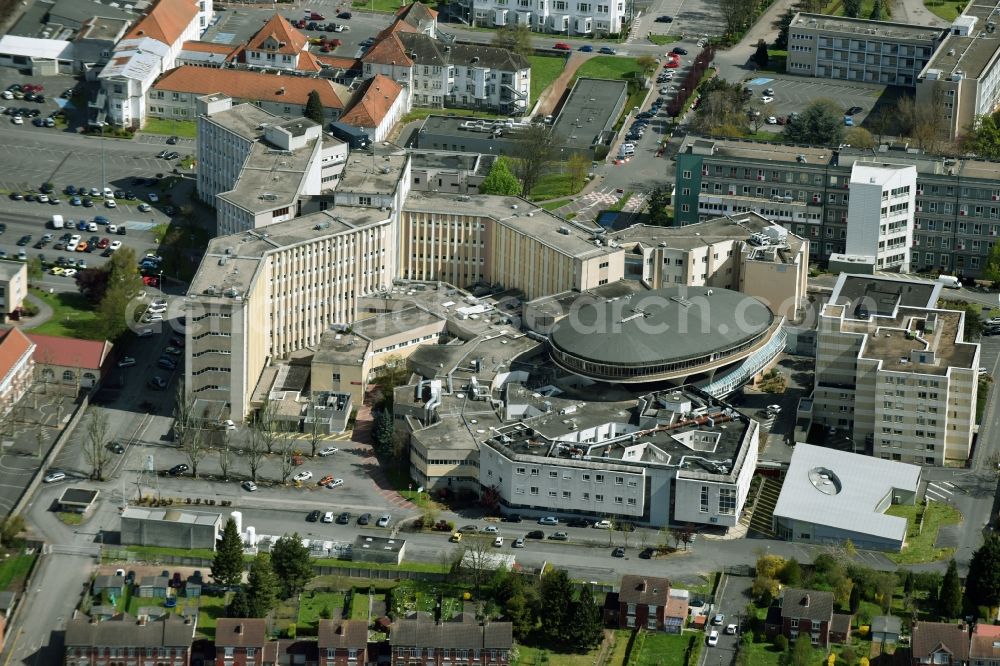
(774, 635, 789, 652)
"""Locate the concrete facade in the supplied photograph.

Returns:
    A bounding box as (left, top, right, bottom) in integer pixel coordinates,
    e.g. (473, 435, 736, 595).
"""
(845, 163, 917, 272)
(120, 507, 222, 549)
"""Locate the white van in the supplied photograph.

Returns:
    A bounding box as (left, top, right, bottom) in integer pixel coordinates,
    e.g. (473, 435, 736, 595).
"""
(620, 143, 635, 158)
(51, 214, 64, 229)
(937, 274, 962, 289)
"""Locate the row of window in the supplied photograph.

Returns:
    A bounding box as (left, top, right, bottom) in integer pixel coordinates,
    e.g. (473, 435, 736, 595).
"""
(514, 467, 638, 485)
(514, 487, 638, 504)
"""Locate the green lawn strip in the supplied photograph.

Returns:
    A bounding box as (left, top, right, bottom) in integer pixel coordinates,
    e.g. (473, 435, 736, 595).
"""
(924, 0, 960, 20)
(538, 198, 573, 210)
(634, 631, 690, 666)
(116, 544, 219, 561)
(528, 170, 588, 201)
(572, 55, 642, 83)
(527, 55, 568, 106)
(885, 501, 962, 564)
(351, 0, 404, 11)
(194, 594, 227, 639)
(745, 642, 784, 666)
(515, 642, 604, 666)
(28, 287, 104, 340)
(313, 557, 450, 574)
(401, 108, 505, 123)
(142, 118, 197, 138)
(648, 34, 681, 45)
(607, 630, 632, 666)
(0, 554, 35, 590)
(298, 590, 345, 634)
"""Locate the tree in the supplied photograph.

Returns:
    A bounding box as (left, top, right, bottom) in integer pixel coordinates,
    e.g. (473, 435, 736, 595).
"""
(568, 584, 603, 649)
(307, 394, 322, 457)
(637, 55, 658, 77)
(897, 86, 946, 153)
(753, 40, 770, 68)
(175, 379, 207, 478)
(245, 419, 267, 482)
(279, 440, 297, 484)
(841, 647, 858, 666)
(844, 127, 876, 149)
(26, 257, 43, 281)
(305, 90, 325, 125)
(779, 558, 801, 586)
(212, 518, 245, 587)
(647, 187, 671, 226)
(271, 533, 314, 599)
(83, 407, 113, 481)
(789, 633, 814, 666)
(218, 431, 233, 481)
(457, 536, 497, 592)
(372, 409, 395, 458)
(246, 552, 279, 618)
(868, 107, 893, 144)
(539, 568, 574, 644)
(773, 8, 796, 50)
(75, 268, 110, 302)
(843, 0, 861, 16)
(506, 592, 536, 640)
(227, 587, 251, 617)
(774, 635, 789, 652)
(513, 124, 555, 196)
(720, 0, 754, 38)
(938, 558, 962, 618)
(566, 153, 590, 194)
(181, 427, 207, 480)
(0, 515, 25, 549)
(254, 398, 280, 454)
(963, 111, 1000, 159)
(849, 583, 861, 614)
(965, 534, 1000, 609)
(491, 25, 532, 58)
(985, 241, 1000, 287)
(479, 157, 523, 196)
(869, 0, 883, 20)
(785, 98, 845, 146)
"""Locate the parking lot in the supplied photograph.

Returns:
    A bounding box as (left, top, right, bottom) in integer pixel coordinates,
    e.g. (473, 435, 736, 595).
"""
(742, 74, 890, 130)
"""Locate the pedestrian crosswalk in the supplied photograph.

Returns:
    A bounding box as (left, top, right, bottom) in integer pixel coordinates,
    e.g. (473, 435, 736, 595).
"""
(925, 480, 955, 502)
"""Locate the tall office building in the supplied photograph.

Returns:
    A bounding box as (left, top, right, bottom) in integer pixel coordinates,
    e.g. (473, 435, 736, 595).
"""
(844, 163, 917, 271)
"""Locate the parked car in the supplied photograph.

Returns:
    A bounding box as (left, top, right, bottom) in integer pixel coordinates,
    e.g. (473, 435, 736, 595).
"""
(599, 46, 616, 54)
(168, 464, 189, 476)
(307, 510, 321, 522)
(525, 530, 544, 539)
(553, 42, 571, 50)
(672, 46, 688, 55)
(612, 547, 626, 557)
(336, 511, 351, 524)
(43, 470, 66, 483)
(707, 631, 719, 646)
(318, 446, 338, 456)
(377, 514, 391, 527)
(293, 470, 313, 482)
(549, 531, 569, 541)
(512, 537, 525, 548)
(242, 480, 258, 492)
(357, 513, 371, 525)
(322, 512, 334, 523)
(538, 516, 559, 525)
(579, 45, 593, 52)
(655, 14, 673, 21)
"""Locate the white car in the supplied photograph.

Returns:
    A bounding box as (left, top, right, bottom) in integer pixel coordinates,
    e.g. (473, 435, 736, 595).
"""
(483, 525, 500, 534)
(62, 268, 77, 278)
(493, 536, 504, 547)
(725, 624, 738, 635)
(318, 446, 339, 457)
(103, 187, 114, 198)
(766, 404, 782, 414)
(11, 115, 22, 125)
(979, 366, 989, 375)
(109, 240, 122, 251)
(241, 480, 257, 492)
(376, 514, 391, 527)
(105, 199, 117, 208)
(43, 471, 66, 483)
(322, 511, 334, 523)
(707, 630, 719, 646)
(326, 478, 344, 488)
(221, 419, 236, 430)
(538, 516, 559, 526)
(766, 116, 777, 124)
(138, 203, 151, 212)
(117, 357, 136, 368)
(148, 192, 159, 203)
(760, 95, 774, 104)
(69, 234, 81, 245)
(593, 520, 613, 529)
(293, 471, 313, 482)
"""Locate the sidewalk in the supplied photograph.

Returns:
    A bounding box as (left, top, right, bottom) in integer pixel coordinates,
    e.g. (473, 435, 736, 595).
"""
(14, 292, 54, 331)
(534, 52, 593, 117)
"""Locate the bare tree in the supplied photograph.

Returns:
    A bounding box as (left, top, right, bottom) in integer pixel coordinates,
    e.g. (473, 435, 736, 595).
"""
(218, 431, 233, 481)
(173, 377, 193, 446)
(620, 521, 635, 548)
(279, 440, 297, 484)
(84, 407, 113, 480)
(512, 124, 555, 196)
(255, 398, 280, 455)
(245, 423, 267, 482)
(181, 426, 208, 479)
(308, 395, 321, 458)
(458, 536, 496, 592)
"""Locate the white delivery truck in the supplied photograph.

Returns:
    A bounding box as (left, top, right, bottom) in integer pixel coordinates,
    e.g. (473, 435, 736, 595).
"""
(50, 214, 64, 229)
(937, 274, 962, 289)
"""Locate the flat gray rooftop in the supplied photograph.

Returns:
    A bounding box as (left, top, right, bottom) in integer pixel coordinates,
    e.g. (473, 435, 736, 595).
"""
(551, 78, 628, 151)
(611, 212, 806, 259)
(0, 260, 25, 281)
(338, 152, 408, 195)
(830, 274, 938, 313)
(203, 103, 275, 141)
(218, 137, 317, 214)
(925, 1, 1000, 77)
(791, 12, 944, 42)
(409, 150, 491, 172)
(121, 507, 221, 525)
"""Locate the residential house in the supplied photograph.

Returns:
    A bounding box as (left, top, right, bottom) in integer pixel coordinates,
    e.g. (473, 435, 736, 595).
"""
(0, 327, 34, 419)
(389, 613, 513, 666)
(340, 74, 409, 143)
(243, 14, 321, 73)
(664, 593, 689, 634)
(872, 616, 902, 645)
(970, 623, 1000, 666)
(318, 619, 368, 666)
(27, 333, 112, 391)
(64, 613, 196, 666)
(773, 588, 835, 647)
(912, 622, 970, 666)
(215, 618, 268, 666)
(395, 2, 439, 36)
(97, 0, 208, 127)
(615, 575, 671, 631)
(262, 640, 319, 665)
(150, 66, 346, 123)
(0, 256, 28, 321)
(137, 575, 170, 598)
(361, 32, 529, 114)
(830, 613, 853, 644)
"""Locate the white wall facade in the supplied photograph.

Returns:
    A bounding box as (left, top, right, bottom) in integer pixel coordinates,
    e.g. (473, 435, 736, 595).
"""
(846, 163, 917, 272)
(472, 0, 628, 35)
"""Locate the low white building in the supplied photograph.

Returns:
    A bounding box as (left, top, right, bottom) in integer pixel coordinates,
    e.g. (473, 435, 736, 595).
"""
(0, 36, 75, 76)
(462, 0, 631, 36)
(339, 74, 410, 143)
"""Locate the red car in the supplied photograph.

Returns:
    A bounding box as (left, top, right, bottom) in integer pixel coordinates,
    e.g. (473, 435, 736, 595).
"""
(554, 42, 571, 50)
(664, 59, 680, 68)
(97, 237, 110, 249)
(295, 18, 307, 28)
(309, 11, 325, 19)
(23, 83, 43, 93)
(142, 276, 159, 287)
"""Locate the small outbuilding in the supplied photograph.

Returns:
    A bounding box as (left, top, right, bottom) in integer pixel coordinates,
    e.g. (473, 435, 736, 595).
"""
(871, 616, 902, 644)
(352, 535, 406, 565)
(58, 488, 100, 514)
(137, 575, 170, 598)
(92, 575, 125, 597)
(120, 507, 222, 550)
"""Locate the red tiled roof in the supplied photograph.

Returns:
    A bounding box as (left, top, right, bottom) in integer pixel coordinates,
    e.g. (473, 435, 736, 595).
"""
(297, 50, 324, 73)
(316, 55, 361, 70)
(215, 619, 267, 648)
(154, 66, 345, 109)
(247, 14, 308, 56)
(971, 624, 1000, 660)
(361, 32, 413, 67)
(341, 74, 403, 129)
(0, 328, 33, 384)
(27, 333, 110, 370)
(396, 2, 438, 21)
(125, 0, 198, 46)
(376, 18, 419, 41)
(181, 41, 239, 55)
(664, 596, 688, 619)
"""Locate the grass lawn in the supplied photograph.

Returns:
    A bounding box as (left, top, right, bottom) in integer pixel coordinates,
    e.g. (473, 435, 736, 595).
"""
(822, 0, 891, 18)
(0, 553, 34, 590)
(634, 631, 691, 666)
(746, 130, 785, 141)
(142, 118, 197, 138)
(352, 0, 406, 11)
(924, 0, 961, 20)
(117, 544, 219, 561)
(527, 55, 567, 106)
(298, 590, 345, 634)
(606, 630, 632, 666)
(313, 556, 450, 574)
(195, 594, 228, 639)
(515, 642, 604, 666)
(648, 34, 681, 45)
(528, 169, 590, 201)
(573, 55, 642, 82)
(29, 288, 104, 339)
(401, 107, 504, 123)
(57, 512, 84, 525)
(745, 642, 785, 666)
(886, 501, 963, 564)
(761, 49, 787, 74)
(538, 198, 573, 210)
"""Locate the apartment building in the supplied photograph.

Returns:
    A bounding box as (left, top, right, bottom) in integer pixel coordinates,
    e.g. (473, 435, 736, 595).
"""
(674, 136, 1000, 279)
(389, 615, 513, 665)
(64, 614, 196, 666)
(457, 0, 631, 36)
(608, 212, 809, 321)
(244, 14, 318, 72)
(195, 96, 348, 234)
(785, 13, 943, 85)
(0, 260, 27, 322)
(844, 163, 917, 271)
(97, 0, 209, 127)
(813, 274, 979, 464)
(401, 191, 623, 300)
(916, 4, 1000, 139)
(0, 328, 34, 420)
(361, 32, 530, 113)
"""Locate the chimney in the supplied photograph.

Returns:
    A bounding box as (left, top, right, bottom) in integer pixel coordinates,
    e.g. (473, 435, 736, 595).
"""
(138, 616, 147, 626)
(639, 580, 648, 593)
(336, 624, 344, 635)
(801, 595, 810, 607)
(236, 623, 244, 635)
